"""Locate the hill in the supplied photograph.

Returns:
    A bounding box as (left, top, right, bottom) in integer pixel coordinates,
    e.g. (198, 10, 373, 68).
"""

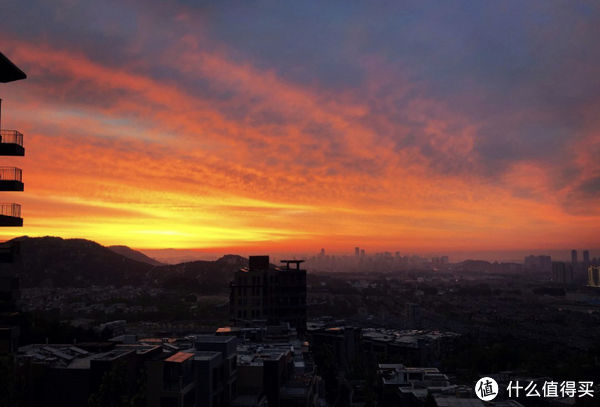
(148, 254, 248, 294)
(6, 236, 153, 288)
(4, 237, 246, 293)
(108, 245, 164, 266)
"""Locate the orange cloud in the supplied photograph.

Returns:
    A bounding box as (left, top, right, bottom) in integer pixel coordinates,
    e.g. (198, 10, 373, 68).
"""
(0, 36, 598, 253)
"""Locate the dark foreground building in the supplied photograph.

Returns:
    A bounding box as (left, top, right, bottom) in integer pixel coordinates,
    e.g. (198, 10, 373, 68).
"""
(0, 51, 26, 354)
(230, 256, 307, 334)
(0, 51, 26, 227)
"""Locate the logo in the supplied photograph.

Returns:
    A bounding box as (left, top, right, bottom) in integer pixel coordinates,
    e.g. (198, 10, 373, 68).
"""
(475, 377, 499, 401)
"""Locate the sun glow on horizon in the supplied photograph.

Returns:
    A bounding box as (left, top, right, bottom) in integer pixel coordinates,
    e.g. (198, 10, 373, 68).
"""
(1, 2, 599, 252)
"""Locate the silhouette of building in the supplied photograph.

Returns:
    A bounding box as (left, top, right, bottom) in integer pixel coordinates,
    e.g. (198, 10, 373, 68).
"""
(235, 340, 320, 407)
(524, 255, 552, 272)
(377, 364, 450, 406)
(0, 52, 25, 227)
(355, 247, 360, 257)
(571, 249, 578, 265)
(552, 262, 573, 285)
(0, 51, 25, 354)
(583, 250, 590, 265)
(17, 343, 156, 407)
(308, 326, 361, 372)
(146, 350, 196, 407)
(146, 335, 238, 407)
(230, 256, 307, 333)
(193, 335, 238, 406)
(18, 337, 238, 407)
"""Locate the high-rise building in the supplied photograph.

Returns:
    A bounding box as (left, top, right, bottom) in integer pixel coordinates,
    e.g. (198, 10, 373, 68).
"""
(230, 255, 307, 333)
(571, 249, 578, 265)
(0, 52, 26, 227)
(583, 250, 590, 264)
(355, 247, 360, 257)
(588, 266, 600, 288)
(0, 52, 26, 354)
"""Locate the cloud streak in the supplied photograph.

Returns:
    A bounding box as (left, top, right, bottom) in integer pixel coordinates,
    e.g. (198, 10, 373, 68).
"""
(0, 0, 599, 252)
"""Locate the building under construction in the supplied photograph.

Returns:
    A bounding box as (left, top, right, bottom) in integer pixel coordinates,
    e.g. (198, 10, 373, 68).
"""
(230, 255, 307, 334)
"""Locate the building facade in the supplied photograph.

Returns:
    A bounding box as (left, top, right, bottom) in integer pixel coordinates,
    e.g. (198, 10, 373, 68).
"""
(230, 256, 307, 334)
(588, 265, 600, 288)
(0, 52, 26, 227)
(0, 51, 26, 354)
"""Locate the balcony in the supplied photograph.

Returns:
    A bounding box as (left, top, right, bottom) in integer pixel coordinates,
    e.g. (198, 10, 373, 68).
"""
(0, 130, 24, 156)
(0, 167, 23, 191)
(0, 203, 22, 226)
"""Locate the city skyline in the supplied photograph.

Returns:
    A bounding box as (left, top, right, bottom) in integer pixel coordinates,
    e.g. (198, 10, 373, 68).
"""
(139, 244, 598, 265)
(1, 1, 599, 251)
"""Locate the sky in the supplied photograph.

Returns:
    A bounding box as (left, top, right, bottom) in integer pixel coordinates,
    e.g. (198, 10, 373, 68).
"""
(0, 1, 599, 257)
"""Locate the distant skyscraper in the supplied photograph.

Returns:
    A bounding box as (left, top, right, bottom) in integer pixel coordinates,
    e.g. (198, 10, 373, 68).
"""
(320, 248, 325, 256)
(360, 249, 365, 257)
(355, 247, 360, 257)
(571, 249, 578, 265)
(583, 250, 590, 264)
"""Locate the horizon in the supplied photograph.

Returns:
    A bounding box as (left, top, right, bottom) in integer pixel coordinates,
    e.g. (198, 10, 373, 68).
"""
(6, 235, 600, 266)
(140, 247, 600, 265)
(16, 235, 594, 265)
(1, 1, 600, 251)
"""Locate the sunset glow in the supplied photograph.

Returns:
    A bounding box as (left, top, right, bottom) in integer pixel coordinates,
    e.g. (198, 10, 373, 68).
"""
(1, 1, 599, 253)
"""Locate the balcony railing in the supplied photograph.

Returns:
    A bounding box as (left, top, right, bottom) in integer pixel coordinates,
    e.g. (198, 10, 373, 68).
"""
(0, 130, 23, 146)
(0, 203, 21, 218)
(0, 167, 22, 182)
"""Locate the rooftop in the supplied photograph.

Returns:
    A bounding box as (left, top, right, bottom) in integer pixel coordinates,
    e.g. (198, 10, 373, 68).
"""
(193, 351, 221, 361)
(18, 344, 135, 369)
(363, 328, 460, 345)
(165, 351, 194, 363)
(194, 335, 236, 344)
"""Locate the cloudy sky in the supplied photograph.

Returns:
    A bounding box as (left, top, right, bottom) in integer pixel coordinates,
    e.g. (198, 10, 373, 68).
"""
(1, 1, 599, 255)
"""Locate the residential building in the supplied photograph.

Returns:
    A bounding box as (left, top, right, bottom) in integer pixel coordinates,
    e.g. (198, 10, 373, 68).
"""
(230, 256, 307, 334)
(588, 265, 600, 288)
(236, 340, 320, 407)
(0, 51, 26, 354)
